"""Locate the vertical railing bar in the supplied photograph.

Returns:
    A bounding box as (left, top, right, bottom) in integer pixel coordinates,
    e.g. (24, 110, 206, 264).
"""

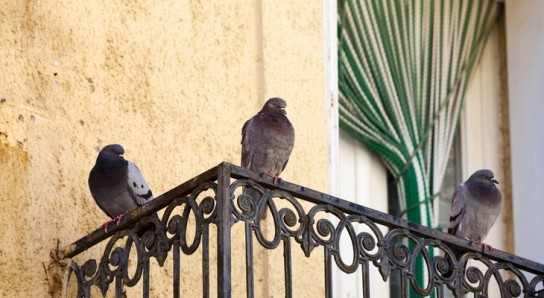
(80, 283, 87, 298)
(324, 246, 332, 298)
(203, 224, 210, 298)
(72, 265, 86, 298)
(245, 222, 254, 298)
(143, 258, 150, 298)
(216, 163, 232, 298)
(283, 237, 292, 298)
(401, 272, 407, 298)
(115, 275, 123, 298)
(436, 285, 443, 298)
(173, 243, 180, 298)
(361, 263, 370, 298)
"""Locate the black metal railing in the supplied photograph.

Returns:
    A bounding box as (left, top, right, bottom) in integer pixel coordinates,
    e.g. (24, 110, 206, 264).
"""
(62, 162, 544, 297)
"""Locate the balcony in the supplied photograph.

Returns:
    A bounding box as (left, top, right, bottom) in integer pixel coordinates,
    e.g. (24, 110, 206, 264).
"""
(61, 162, 544, 297)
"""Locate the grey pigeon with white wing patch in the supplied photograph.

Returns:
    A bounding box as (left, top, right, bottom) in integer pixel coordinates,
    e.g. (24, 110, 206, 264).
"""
(447, 169, 503, 248)
(241, 97, 295, 217)
(89, 144, 167, 265)
(89, 144, 155, 228)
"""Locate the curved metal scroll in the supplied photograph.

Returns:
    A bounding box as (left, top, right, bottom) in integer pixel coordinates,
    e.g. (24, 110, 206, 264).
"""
(65, 164, 544, 298)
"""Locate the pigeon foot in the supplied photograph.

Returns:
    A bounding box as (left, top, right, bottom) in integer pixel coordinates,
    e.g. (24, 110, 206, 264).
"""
(481, 242, 493, 251)
(101, 221, 112, 233)
(260, 172, 283, 183)
(101, 212, 128, 233)
(469, 240, 493, 251)
(113, 212, 128, 225)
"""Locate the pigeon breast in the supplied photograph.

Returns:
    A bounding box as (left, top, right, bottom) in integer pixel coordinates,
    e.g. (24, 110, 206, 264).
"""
(447, 169, 502, 242)
(243, 112, 295, 176)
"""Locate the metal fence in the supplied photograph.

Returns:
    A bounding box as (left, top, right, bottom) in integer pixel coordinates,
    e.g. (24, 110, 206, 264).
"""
(62, 162, 544, 297)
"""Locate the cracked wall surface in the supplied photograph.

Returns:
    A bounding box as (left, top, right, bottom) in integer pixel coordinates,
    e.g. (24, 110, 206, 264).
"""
(0, 0, 327, 296)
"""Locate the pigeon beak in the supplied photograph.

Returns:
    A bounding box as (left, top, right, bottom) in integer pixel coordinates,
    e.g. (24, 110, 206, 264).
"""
(491, 178, 499, 184)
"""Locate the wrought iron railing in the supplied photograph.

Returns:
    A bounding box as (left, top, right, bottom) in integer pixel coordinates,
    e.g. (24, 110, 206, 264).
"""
(61, 162, 544, 297)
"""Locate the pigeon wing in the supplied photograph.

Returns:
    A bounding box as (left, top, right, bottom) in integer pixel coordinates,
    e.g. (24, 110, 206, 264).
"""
(241, 118, 255, 169)
(279, 122, 294, 173)
(447, 183, 466, 236)
(126, 161, 154, 206)
(281, 158, 290, 173)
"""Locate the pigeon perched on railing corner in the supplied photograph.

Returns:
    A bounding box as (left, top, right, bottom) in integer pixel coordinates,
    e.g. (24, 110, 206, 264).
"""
(241, 97, 295, 218)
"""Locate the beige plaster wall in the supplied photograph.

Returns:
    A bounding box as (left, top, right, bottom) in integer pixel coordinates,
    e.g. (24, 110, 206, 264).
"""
(0, 0, 327, 296)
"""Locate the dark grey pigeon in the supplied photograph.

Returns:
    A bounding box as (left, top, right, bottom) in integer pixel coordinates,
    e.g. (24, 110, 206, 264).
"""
(241, 97, 295, 218)
(447, 169, 503, 248)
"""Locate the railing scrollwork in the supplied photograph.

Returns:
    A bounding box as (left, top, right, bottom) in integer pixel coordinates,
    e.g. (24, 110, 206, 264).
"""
(62, 162, 544, 297)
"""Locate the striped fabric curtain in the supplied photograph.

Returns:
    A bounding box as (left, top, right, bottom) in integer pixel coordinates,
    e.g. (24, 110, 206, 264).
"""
(338, 0, 500, 229)
(338, 0, 501, 294)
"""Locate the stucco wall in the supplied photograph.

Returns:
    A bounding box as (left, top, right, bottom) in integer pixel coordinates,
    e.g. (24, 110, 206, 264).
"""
(0, 0, 327, 296)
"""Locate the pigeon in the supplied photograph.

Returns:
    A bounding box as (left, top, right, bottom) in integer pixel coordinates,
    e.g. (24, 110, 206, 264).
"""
(447, 169, 503, 248)
(241, 97, 295, 218)
(88, 144, 157, 232)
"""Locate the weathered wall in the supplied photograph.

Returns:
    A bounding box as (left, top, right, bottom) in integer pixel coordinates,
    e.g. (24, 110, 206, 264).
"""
(0, 0, 327, 296)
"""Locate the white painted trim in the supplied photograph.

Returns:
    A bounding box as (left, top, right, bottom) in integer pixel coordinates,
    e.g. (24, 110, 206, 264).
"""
(323, 0, 341, 296)
(324, 0, 339, 198)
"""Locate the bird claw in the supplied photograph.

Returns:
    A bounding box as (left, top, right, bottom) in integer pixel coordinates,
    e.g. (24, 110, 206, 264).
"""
(481, 243, 493, 251)
(272, 176, 283, 183)
(113, 213, 127, 225)
(101, 221, 111, 233)
(469, 240, 493, 252)
(260, 172, 283, 183)
(100, 213, 128, 233)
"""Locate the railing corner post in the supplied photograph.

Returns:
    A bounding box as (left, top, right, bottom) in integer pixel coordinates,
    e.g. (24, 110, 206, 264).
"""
(217, 163, 232, 298)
